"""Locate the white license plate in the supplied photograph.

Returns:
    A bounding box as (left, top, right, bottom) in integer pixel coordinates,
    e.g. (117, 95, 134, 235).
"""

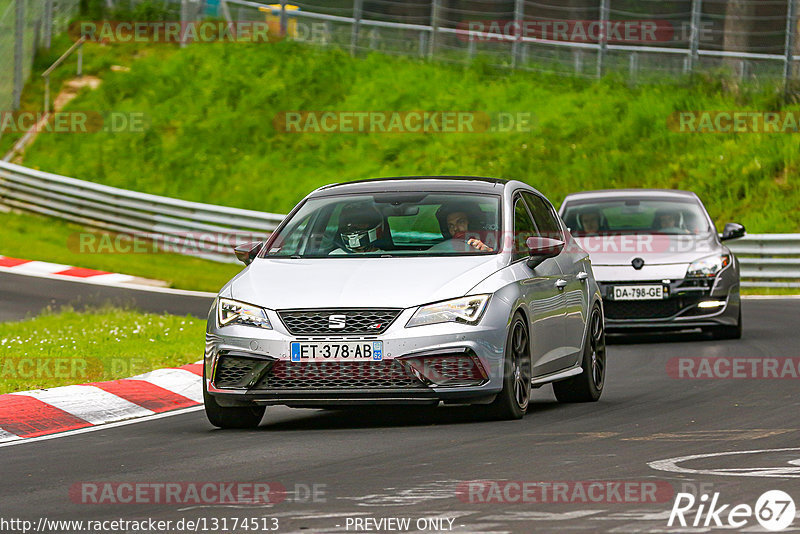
(290, 341, 383, 362)
(613, 285, 664, 301)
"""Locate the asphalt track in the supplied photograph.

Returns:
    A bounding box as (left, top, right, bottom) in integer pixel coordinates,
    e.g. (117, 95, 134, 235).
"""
(0, 271, 213, 322)
(2, 271, 800, 533)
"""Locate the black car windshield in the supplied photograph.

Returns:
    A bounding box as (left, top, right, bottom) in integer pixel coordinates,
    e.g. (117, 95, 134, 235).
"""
(562, 197, 712, 236)
(264, 192, 501, 257)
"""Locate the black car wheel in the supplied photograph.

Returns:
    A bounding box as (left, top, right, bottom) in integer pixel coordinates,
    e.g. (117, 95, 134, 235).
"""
(487, 313, 532, 420)
(553, 304, 606, 403)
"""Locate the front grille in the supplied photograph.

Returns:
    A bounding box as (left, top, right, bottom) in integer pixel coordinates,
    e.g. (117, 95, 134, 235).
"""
(254, 360, 426, 390)
(604, 299, 681, 320)
(604, 294, 706, 320)
(214, 355, 260, 388)
(277, 308, 401, 335)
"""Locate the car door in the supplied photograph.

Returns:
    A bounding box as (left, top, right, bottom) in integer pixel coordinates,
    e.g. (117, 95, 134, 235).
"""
(524, 191, 589, 363)
(511, 193, 567, 378)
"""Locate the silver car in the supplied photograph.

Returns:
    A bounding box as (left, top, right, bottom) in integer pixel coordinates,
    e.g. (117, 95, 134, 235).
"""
(559, 189, 744, 338)
(204, 177, 606, 428)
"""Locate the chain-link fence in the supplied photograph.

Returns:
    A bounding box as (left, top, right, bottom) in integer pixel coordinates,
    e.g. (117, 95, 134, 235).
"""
(5, 0, 798, 121)
(214, 0, 800, 86)
(0, 0, 81, 116)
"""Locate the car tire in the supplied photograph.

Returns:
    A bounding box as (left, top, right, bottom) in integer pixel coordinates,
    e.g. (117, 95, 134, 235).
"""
(203, 362, 265, 429)
(710, 308, 742, 340)
(486, 313, 532, 420)
(553, 304, 605, 403)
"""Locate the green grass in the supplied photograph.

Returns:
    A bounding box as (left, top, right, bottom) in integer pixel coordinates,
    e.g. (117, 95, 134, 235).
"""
(0, 209, 241, 292)
(0, 306, 204, 394)
(0, 34, 182, 156)
(15, 40, 800, 234)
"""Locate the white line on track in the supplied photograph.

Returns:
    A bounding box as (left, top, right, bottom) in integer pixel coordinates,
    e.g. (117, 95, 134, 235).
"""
(0, 405, 205, 449)
(0, 428, 20, 442)
(649, 447, 800, 478)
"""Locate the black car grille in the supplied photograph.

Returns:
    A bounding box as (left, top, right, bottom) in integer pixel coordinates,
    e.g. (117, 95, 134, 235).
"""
(214, 355, 262, 388)
(254, 360, 426, 390)
(277, 309, 401, 336)
(604, 295, 705, 320)
(604, 299, 680, 320)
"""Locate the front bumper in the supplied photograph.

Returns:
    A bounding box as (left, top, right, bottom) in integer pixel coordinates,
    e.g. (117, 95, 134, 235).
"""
(598, 277, 740, 331)
(204, 304, 509, 407)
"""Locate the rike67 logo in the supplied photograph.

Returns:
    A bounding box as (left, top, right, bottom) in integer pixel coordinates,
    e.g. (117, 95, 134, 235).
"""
(668, 490, 796, 531)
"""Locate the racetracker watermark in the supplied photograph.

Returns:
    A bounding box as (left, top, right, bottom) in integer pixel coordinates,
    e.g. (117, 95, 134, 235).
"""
(70, 482, 289, 505)
(0, 112, 146, 134)
(0, 357, 148, 381)
(273, 111, 533, 134)
(72, 21, 271, 43)
(68, 231, 269, 256)
(667, 357, 800, 379)
(457, 19, 674, 43)
(668, 111, 800, 133)
(456, 480, 674, 504)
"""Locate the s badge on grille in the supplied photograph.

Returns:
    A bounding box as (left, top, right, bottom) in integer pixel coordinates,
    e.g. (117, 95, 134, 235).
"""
(631, 257, 645, 270)
(328, 314, 347, 329)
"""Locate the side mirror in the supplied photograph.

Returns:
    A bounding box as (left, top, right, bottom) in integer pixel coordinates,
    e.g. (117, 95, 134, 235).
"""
(525, 236, 564, 269)
(234, 241, 264, 265)
(720, 222, 745, 242)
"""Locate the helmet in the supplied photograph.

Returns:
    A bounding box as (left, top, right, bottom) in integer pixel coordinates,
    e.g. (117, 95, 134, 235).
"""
(338, 204, 384, 251)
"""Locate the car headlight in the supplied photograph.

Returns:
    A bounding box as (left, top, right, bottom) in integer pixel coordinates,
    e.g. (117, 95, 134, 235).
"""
(217, 298, 272, 329)
(406, 295, 490, 328)
(686, 254, 731, 278)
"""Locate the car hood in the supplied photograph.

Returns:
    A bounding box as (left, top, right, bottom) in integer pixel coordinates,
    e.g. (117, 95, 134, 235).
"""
(574, 233, 719, 266)
(226, 255, 508, 310)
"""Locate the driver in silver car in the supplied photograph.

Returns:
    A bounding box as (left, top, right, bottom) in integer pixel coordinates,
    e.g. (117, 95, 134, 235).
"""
(439, 204, 494, 252)
(653, 209, 685, 233)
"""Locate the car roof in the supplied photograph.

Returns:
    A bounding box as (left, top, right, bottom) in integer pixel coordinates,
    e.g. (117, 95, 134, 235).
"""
(562, 189, 699, 203)
(310, 176, 509, 196)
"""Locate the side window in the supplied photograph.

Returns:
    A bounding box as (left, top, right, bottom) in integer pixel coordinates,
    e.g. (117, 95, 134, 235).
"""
(513, 197, 537, 260)
(523, 192, 563, 240)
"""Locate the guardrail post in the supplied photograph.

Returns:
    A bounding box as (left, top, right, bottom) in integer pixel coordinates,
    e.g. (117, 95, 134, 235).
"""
(511, 0, 524, 68)
(219, 0, 233, 23)
(44, 0, 53, 50)
(350, 0, 362, 56)
(784, 0, 797, 96)
(687, 0, 702, 73)
(43, 76, 50, 112)
(180, 0, 189, 48)
(596, 0, 609, 77)
(13, 0, 24, 111)
(429, 0, 440, 59)
(279, 0, 288, 37)
(629, 52, 638, 83)
(77, 43, 83, 77)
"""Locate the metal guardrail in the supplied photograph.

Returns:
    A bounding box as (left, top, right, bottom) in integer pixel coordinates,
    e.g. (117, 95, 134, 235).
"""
(0, 160, 798, 286)
(728, 235, 800, 288)
(0, 160, 283, 263)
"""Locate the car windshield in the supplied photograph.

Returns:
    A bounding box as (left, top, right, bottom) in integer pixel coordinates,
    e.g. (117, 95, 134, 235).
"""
(263, 192, 501, 258)
(561, 197, 712, 236)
